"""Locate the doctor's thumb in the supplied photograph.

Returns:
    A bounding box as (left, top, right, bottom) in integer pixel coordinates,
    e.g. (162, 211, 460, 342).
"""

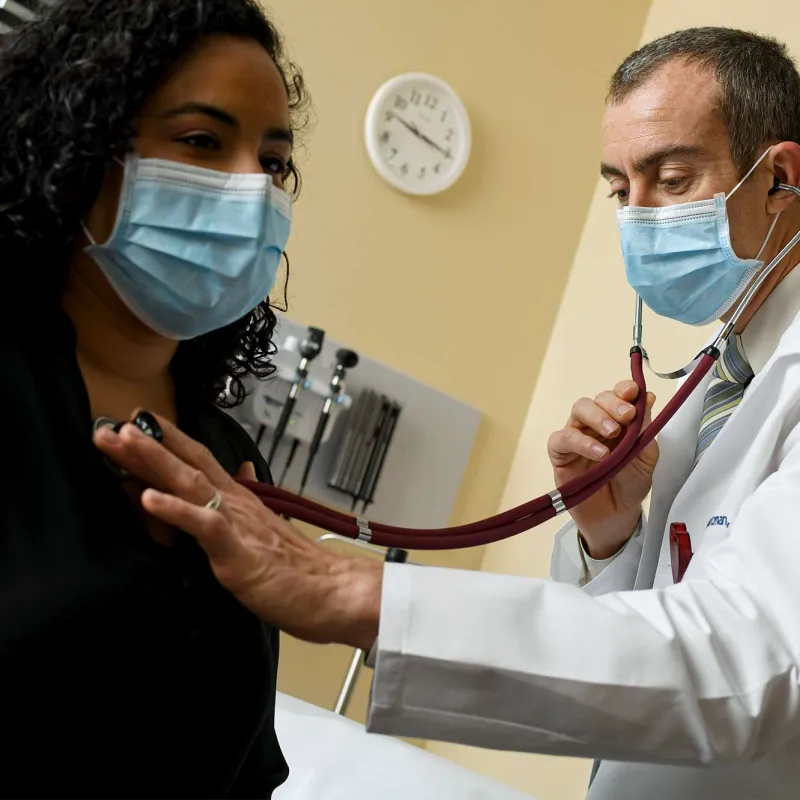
(236, 461, 258, 481)
(640, 392, 657, 430)
(631, 393, 660, 471)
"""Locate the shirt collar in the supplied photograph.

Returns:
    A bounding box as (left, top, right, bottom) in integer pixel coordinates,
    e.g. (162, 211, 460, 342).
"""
(740, 264, 800, 374)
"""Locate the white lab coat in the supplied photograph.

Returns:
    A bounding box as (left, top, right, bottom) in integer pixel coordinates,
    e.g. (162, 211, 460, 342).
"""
(367, 268, 800, 799)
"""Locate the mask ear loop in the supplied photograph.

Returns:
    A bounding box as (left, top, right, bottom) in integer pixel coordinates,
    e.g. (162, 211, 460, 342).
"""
(725, 148, 781, 261)
(80, 155, 130, 247)
(755, 210, 780, 259)
(81, 220, 97, 247)
(726, 146, 773, 200)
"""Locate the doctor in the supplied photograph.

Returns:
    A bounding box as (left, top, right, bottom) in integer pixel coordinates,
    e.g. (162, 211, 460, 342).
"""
(98, 26, 800, 800)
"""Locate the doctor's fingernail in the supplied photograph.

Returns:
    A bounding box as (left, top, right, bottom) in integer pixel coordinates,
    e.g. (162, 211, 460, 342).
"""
(592, 444, 608, 458)
(602, 420, 617, 435)
(617, 404, 632, 417)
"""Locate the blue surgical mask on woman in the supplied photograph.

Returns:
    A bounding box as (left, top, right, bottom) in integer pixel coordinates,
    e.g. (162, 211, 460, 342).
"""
(84, 153, 292, 340)
(617, 148, 778, 326)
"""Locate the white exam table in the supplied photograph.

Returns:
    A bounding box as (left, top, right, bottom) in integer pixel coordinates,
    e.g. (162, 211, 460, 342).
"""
(273, 692, 537, 799)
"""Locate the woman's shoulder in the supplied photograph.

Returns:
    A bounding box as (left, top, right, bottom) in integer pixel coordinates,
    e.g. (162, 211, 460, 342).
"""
(195, 405, 274, 485)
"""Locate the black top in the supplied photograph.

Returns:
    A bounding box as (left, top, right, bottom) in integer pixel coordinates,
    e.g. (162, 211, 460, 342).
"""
(1, 312, 288, 798)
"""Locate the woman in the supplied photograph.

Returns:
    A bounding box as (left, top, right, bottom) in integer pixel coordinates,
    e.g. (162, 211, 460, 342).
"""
(0, 0, 307, 795)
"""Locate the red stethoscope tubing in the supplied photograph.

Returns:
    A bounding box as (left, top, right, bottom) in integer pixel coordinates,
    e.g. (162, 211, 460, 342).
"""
(236, 347, 718, 550)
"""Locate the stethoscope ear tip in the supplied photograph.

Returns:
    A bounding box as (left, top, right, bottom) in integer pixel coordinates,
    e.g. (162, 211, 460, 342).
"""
(770, 177, 800, 197)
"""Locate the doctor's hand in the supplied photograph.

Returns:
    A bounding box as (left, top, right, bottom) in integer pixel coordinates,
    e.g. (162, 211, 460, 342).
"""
(547, 381, 658, 560)
(94, 416, 382, 651)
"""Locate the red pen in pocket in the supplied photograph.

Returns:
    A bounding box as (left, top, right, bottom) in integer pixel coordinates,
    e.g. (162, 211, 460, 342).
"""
(670, 522, 693, 583)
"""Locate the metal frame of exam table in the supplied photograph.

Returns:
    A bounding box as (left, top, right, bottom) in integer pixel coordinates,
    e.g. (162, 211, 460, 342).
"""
(315, 533, 415, 716)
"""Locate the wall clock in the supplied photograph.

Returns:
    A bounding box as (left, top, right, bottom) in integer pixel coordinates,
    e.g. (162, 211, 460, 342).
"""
(365, 72, 471, 196)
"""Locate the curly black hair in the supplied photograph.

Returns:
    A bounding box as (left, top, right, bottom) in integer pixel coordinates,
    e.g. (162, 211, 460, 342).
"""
(0, 0, 308, 408)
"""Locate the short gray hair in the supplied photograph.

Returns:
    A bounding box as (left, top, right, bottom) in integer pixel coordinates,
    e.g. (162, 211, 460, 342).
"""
(608, 27, 800, 176)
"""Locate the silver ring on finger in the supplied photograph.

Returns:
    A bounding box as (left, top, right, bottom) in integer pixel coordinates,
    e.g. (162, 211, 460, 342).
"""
(205, 490, 223, 512)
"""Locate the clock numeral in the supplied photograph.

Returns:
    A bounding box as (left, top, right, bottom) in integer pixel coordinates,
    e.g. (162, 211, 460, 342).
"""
(394, 95, 408, 110)
(441, 110, 448, 123)
(387, 147, 398, 161)
(433, 163, 442, 174)
(424, 94, 438, 110)
(410, 89, 422, 105)
(385, 110, 393, 121)
(445, 127, 455, 142)
(380, 131, 391, 144)
(418, 166, 427, 179)
(400, 163, 409, 175)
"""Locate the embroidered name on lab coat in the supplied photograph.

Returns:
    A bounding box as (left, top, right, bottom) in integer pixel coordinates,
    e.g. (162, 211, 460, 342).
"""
(707, 515, 731, 528)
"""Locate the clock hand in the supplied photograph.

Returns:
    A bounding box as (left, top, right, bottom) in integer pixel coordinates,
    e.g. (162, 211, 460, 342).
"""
(388, 111, 453, 159)
(416, 130, 453, 159)
(388, 111, 424, 140)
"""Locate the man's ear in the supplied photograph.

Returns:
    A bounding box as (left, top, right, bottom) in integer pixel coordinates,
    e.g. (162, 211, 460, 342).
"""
(767, 141, 800, 214)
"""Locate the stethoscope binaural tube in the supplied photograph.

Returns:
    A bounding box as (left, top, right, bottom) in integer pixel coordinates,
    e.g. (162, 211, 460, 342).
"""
(236, 183, 800, 550)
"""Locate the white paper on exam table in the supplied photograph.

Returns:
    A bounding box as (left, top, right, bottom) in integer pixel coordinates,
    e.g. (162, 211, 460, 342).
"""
(272, 692, 538, 800)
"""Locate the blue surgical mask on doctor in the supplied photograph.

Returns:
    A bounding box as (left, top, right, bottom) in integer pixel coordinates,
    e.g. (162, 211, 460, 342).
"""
(84, 153, 292, 340)
(617, 148, 779, 326)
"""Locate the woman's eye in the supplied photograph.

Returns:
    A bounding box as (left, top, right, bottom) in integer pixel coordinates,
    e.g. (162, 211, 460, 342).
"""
(260, 156, 289, 177)
(177, 133, 220, 150)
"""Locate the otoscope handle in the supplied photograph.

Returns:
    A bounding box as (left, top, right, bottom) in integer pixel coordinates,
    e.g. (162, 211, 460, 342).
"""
(267, 392, 298, 466)
(309, 413, 329, 458)
(298, 413, 330, 492)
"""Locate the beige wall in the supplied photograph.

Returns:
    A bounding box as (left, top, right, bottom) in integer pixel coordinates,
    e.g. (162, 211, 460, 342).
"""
(265, 0, 651, 732)
(428, 2, 800, 799)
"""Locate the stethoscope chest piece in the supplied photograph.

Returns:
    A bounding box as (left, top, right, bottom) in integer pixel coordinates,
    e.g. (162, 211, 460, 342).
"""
(94, 411, 164, 479)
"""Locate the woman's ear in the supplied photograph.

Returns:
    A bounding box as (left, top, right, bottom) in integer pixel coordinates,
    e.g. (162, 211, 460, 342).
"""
(767, 141, 800, 214)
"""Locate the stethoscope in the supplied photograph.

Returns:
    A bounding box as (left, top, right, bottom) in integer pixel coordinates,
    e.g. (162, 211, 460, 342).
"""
(117, 184, 800, 550)
(235, 182, 800, 549)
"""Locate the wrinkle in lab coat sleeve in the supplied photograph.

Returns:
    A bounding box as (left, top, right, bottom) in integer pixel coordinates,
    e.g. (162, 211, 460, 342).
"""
(550, 516, 644, 594)
(368, 427, 800, 765)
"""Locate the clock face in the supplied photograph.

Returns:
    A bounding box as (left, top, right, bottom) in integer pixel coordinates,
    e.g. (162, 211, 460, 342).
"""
(365, 73, 471, 196)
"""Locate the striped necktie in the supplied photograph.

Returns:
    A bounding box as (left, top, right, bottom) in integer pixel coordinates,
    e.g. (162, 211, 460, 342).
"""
(694, 335, 753, 465)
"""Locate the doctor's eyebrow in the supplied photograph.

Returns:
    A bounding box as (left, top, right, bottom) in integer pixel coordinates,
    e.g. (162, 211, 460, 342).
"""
(600, 145, 707, 179)
(161, 102, 293, 144)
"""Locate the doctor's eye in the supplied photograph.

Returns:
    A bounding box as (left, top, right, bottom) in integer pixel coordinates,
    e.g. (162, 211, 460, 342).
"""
(660, 176, 687, 192)
(607, 187, 629, 203)
(176, 132, 220, 151)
